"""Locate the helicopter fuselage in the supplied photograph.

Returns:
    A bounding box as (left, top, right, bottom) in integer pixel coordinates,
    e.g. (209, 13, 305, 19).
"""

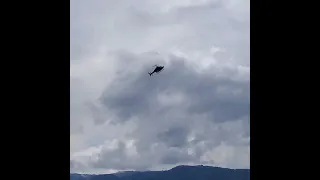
(153, 66, 163, 72)
(149, 66, 164, 76)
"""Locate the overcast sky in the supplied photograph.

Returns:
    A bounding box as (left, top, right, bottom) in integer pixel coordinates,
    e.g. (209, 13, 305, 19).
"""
(70, 0, 250, 174)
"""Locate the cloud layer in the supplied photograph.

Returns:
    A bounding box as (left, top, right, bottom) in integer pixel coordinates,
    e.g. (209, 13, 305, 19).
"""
(70, 0, 250, 174)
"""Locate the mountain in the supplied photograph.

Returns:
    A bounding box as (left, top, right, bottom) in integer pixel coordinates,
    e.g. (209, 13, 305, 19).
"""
(70, 165, 250, 180)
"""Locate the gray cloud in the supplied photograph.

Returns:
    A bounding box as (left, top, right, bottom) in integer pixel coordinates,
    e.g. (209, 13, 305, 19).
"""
(157, 127, 189, 148)
(72, 51, 250, 171)
(70, 0, 249, 173)
(99, 53, 249, 125)
(160, 147, 196, 165)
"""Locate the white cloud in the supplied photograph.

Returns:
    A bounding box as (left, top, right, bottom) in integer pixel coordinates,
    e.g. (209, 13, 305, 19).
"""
(70, 0, 249, 174)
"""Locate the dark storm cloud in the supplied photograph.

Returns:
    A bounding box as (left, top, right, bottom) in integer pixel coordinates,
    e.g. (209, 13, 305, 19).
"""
(98, 52, 249, 125)
(157, 127, 189, 148)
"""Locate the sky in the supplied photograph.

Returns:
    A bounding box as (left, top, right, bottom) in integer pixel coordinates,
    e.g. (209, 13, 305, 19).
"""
(70, 0, 250, 174)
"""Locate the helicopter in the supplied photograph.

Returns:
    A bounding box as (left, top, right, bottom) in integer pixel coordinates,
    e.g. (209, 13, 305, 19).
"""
(148, 65, 164, 76)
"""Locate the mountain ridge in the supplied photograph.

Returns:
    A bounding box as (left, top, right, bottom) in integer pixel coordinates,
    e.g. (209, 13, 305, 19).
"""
(71, 165, 250, 180)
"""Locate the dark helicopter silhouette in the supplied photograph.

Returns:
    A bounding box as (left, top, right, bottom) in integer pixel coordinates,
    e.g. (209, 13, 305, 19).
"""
(148, 65, 164, 76)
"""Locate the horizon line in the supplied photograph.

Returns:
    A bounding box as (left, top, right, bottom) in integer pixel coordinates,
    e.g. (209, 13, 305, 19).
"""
(70, 164, 250, 175)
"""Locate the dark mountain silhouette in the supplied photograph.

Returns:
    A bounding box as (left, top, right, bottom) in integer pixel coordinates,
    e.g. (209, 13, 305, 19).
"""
(70, 165, 250, 180)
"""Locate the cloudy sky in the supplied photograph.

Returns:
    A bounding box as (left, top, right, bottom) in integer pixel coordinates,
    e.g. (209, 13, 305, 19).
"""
(70, 0, 250, 174)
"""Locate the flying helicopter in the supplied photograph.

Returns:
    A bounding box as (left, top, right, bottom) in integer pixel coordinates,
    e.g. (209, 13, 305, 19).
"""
(148, 65, 164, 76)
